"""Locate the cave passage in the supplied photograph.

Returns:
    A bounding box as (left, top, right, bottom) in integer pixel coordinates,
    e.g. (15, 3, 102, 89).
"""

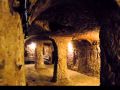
(0, 0, 120, 86)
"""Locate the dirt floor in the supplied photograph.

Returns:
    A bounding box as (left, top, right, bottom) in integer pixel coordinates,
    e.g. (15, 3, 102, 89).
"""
(25, 64, 100, 86)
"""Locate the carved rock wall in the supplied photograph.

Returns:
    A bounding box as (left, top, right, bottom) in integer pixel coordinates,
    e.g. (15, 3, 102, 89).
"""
(0, 0, 26, 86)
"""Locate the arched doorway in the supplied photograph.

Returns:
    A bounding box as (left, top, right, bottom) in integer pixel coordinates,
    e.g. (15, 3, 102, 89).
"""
(24, 36, 58, 86)
(67, 39, 100, 85)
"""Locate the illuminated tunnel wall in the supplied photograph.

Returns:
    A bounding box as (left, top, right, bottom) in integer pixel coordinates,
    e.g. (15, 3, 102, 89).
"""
(67, 40, 100, 77)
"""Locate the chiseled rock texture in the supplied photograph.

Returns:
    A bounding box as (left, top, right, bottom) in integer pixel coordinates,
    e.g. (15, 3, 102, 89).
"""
(78, 40, 100, 77)
(67, 39, 100, 77)
(52, 36, 72, 83)
(35, 42, 45, 69)
(91, 0, 120, 86)
(100, 10, 120, 86)
(67, 29, 100, 77)
(0, 0, 26, 86)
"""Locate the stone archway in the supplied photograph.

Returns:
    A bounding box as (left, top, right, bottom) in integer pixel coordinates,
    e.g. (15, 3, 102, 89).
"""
(24, 36, 59, 83)
(67, 39, 100, 77)
(27, 36, 73, 84)
(77, 40, 100, 77)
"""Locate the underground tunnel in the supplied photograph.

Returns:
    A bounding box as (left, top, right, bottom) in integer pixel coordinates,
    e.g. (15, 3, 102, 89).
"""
(0, 0, 120, 86)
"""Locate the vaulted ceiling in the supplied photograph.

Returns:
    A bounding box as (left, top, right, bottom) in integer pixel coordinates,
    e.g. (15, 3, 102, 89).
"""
(26, 0, 120, 35)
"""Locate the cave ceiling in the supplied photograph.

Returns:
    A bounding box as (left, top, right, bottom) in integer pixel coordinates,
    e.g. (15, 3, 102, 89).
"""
(13, 0, 120, 36)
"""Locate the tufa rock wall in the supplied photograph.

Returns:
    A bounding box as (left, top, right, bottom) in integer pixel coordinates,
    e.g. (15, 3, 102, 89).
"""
(35, 41, 45, 69)
(100, 10, 120, 86)
(78, 40, 100, 77)
(0, 0, 26, 86)
(67, 40, 100, 77)
(52, 36, 72, 83)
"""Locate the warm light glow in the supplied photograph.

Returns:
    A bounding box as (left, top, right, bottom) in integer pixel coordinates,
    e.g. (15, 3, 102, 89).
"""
(29, 42, 36, 50)
(26, 42, 37, 57)
(68, 42, 73, 53)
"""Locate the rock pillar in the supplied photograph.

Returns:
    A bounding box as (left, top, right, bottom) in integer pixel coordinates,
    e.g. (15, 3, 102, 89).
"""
(35, 42, 45, 69)
(52, 36, 72, 83)
(99, 10, 120, 86)
(0, 0, 26, 86)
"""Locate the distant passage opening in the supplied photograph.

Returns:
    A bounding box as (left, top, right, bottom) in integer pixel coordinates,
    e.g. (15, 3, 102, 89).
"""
(67, 40, 100, 86)
(24, 39, 55, 86)
(25, 42, 37, 64)
(43, 43, 54, 65)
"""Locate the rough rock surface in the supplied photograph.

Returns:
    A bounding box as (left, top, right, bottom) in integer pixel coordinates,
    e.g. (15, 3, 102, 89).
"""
(100, 10, 120, 86)
(0, 0, 25, 86)
(35, 42, 45, 69)
(67, 39, 100, 77)
(52, 36, 72, 83)
(78, 40, 100, 77)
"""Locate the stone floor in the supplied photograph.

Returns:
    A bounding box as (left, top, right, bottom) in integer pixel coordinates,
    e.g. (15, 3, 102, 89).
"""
(25, 64, 100, 86)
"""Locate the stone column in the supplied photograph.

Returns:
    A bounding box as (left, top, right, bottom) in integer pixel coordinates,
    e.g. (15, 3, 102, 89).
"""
(35, 42, 45, 69)
(0, 0, 26, 86)
(99, 10, 120, 86)
(0, 0, 10, 13)
(52, 36, 72, 83)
